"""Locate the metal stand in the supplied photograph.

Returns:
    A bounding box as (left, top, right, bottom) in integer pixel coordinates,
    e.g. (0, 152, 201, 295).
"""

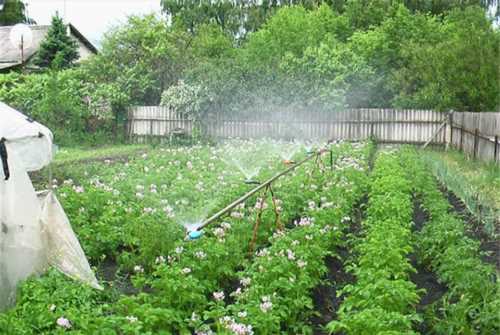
(197, 151, 320, 231)
(248, 183, 282, 255)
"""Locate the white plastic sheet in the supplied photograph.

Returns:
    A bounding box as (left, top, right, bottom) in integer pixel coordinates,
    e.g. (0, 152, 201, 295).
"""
(0, 101, 53, 171)
(0, 149, 46, 310)
(0, 102, 100, 311)
(39, 191, 102, 290)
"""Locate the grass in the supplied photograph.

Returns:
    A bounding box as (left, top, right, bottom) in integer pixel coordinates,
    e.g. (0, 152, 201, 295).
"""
(425, 149, 499, 207)
(422, 148, 499, 236)
(30, 144, 149, 190)
(53, 144, 148, 165)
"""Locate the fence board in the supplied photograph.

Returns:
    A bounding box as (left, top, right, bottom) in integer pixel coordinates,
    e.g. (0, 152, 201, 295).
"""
(128, 107, 500, 163)
(448, 111, 500, 163)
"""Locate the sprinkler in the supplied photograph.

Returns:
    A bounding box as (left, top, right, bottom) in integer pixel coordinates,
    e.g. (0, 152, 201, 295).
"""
(197, 152, 319, 231)
(188, 230, 203, 240)
(244, 179, 260, 185)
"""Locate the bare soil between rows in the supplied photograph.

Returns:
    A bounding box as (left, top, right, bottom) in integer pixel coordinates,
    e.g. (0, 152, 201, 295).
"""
(442, 187, 500, 270)
(410, 197, 447, 334)
(310, 195, 367, 335)
(308, 183, 498, 334)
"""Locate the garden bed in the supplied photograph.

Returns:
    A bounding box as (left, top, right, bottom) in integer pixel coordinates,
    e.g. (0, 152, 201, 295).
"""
(443, 187, 500, 269)
(2, 143, 498, 335)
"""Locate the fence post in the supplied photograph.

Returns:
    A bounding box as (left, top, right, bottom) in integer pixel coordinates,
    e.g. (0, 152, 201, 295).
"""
(330, 149, 333, 169)
(495, 135, 499, 162)
(150, 119, 154, 144)
(473, 128, 479, 159)
(459, 125, 464, 151)
(448, 112, 454, 150)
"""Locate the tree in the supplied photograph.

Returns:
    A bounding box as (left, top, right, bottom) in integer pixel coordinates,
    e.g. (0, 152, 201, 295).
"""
(161, 0, 347, 37)
(33, 14, 79, 69)
(402, 0, 498, 16)
(0, 0, 32, 26)
(392, 6, 500, 111)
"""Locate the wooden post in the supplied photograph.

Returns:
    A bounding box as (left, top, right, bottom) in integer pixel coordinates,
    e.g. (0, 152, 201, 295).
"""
(494, 135, 499, 163)
(150, 119, 154, 144)
(473, 128, 479, 159)
(448, 112, 454, 150)
(459, 125, 464, 151)
(422, 120, 447, 149)
(330, 149, 334, 169)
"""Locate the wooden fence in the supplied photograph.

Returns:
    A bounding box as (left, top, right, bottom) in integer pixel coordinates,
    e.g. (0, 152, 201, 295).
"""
(127, 106, 194, 140)
(127, 107, 500, 163)
(128, 107, 447, 143)
(448, 112, 500, 163)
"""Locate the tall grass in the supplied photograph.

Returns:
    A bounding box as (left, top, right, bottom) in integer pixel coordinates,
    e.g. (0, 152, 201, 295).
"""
(422, 149, 499, 237)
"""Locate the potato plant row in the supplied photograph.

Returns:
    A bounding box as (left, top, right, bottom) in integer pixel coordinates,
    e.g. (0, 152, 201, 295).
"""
(400, 149, 499, 334)
(56, 142, 291, 271)
(0, 142, 370, 334)
(328, 151, 422, 334)
(110, 157, 328, 334)
(209, 144, 372, 334)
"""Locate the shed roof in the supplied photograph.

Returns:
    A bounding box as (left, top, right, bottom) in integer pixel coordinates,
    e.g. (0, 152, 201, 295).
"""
(0, 23, 97, 70)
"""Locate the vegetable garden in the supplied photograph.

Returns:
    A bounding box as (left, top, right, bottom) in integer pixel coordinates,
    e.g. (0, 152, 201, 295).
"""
(0, 139, 497, 335)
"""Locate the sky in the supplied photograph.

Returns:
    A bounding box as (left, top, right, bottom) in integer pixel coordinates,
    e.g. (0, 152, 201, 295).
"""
(24, 0, 162, 47)
(20, 1, 500, 47)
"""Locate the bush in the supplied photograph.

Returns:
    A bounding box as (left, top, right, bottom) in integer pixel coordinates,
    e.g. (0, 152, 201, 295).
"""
(0, 71, 116, 146)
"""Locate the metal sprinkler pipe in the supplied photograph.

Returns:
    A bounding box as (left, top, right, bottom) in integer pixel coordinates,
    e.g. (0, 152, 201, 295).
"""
(196, 150, 322, 231)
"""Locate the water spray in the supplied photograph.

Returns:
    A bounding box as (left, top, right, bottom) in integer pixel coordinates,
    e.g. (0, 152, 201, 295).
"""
(196, 149, 322, 231)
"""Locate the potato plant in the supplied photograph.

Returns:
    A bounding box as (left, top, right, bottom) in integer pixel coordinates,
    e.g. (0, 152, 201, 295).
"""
(399, 148, 499, 334)
(328, 151, 422, 334)
(56, 141, 290, 270)
(214, 148, 371, 335)
(0, 141, 371, 334)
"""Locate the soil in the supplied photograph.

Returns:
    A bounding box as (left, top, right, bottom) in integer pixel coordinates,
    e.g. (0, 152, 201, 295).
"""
(310, 195, 368, 335)
(311, 250, 354, 335)
(442, 187, 500, 270)
(410, 197, 448, 334)
(412, 197, 429, 232)
(97, 257, 140, 296)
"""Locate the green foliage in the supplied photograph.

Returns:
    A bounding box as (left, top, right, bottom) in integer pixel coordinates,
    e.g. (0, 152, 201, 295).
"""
(402, 0, 499, 16)
(86, 14, 189, 106)
(281, 40, 374, 107)
(190, 23, 234, 60)
(0, 141, 373, 334)
(160, 80, 212, 121)
(0, 0, 31, 26)
(327, 151, 421, 334)
(1, 0, 498, 147)
(0, 269, 115, 334)
(392, 6, 500, 111)
(161, 0, 344, 37)
(33, 14, 79, 69)
(183, 2, 498, 114)
(221, 143, 371, 334)
(399, 148, 500, 334)
(0, 71, 114, 146)
(422, 149, 499, 236)
(161, 0, 498, 37)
